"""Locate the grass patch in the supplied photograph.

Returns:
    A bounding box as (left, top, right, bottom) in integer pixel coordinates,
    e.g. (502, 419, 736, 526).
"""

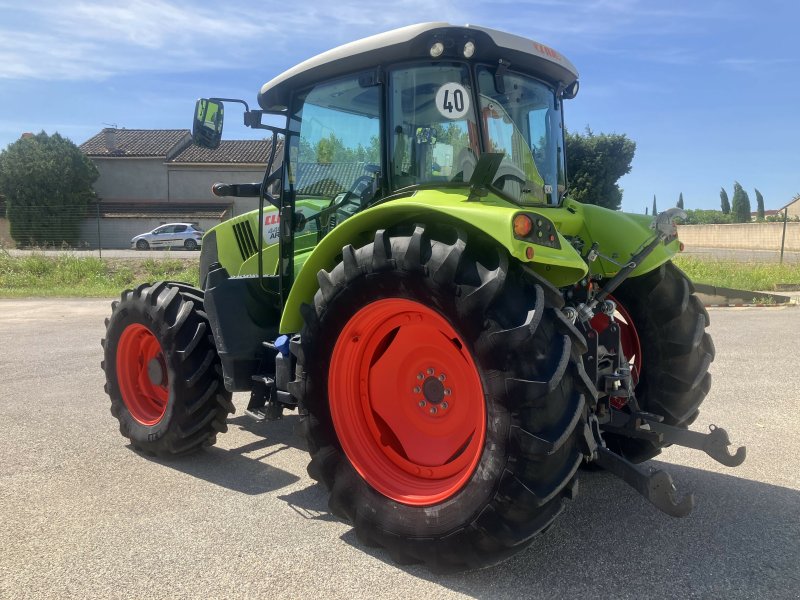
(1, 251, 797, 298)
(673, 256, 800, 291)
(0, 252, 199, 297)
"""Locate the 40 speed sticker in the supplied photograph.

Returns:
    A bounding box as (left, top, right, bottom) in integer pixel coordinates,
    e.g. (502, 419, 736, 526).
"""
(435, 82, 470, 119)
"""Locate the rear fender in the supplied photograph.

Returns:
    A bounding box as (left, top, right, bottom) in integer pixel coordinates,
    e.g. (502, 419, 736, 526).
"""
(279, 189, 588, 333)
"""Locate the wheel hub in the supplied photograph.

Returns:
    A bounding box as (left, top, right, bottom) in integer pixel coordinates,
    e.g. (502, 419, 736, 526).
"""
(423, 375, 445, 404)
(147, 356, 166, 386)
(116, 323, 169, 426)
(328, 298, 486, 506)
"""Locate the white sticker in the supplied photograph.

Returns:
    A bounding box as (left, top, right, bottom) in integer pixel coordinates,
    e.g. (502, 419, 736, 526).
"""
(435, 83, 470, 120)
(263, 210, 280, 244)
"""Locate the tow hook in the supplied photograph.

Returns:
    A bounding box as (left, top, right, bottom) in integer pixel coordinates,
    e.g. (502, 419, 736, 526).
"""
(593, 411, 746, 517)
(641, 421, 747, 467)
(594, 446, 695, 517)
(601, 411, 747, 468)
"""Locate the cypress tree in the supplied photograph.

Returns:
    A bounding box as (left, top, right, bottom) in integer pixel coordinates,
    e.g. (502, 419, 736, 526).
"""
(755, 188, 765, 220)
(720, 187, 731, 214)
(652, 194, 658, 216)
(731, 181, 751, 223)
(677, 192, 684, 209)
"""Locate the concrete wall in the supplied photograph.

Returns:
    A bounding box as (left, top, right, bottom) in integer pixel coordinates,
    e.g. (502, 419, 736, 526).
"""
(93, 158, 168, 201)
(167, 166, 265, 202)
(677, 222, 800, 252)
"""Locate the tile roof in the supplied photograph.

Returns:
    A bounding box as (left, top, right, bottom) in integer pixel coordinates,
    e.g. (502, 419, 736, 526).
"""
(80, 129, 191, 157)
(170, 139, 281, 164)
(98, 202, 231, 219)
(295, 162, 372, 197)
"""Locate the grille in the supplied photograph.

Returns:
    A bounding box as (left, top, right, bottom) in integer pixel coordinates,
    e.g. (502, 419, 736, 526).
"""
(232, 220, 259, 261)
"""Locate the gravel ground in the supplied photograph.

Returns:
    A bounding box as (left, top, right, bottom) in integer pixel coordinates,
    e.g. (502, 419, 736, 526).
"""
(0, 298, 798, 599)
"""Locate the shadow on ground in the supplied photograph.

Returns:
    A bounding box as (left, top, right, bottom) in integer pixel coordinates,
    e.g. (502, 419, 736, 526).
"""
(136, 415, 304, 495)
(128, 413, 799, 598)
(325, 463, 799, 598)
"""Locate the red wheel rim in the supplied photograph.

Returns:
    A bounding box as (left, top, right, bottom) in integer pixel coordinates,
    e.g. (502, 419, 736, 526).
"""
(329, 298, 486, 506)
(590, 295, 642, 409)
(116, 324, 169, 426)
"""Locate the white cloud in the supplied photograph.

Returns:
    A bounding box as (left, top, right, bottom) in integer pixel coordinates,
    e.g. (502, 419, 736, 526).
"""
(0, 0, 464, 81)
(0, 0, 744, 81)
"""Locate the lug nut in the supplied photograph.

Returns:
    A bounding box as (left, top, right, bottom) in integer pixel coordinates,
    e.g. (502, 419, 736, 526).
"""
(438, 374, 446, 382)
(418, 400, 426, 407)
(441, 402, 448, 410)
(413, 386, 421, 394)
(444, 388, 452, 396)
(429, 407, 437, 415)
(427, 367, 435, 375)
(417, 372, 424, 380)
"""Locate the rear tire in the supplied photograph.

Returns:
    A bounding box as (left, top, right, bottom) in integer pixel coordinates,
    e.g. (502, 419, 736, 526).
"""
(290, 224, 593, 571)
(102, 282, 234, 456)
(604, 262, 714, 462)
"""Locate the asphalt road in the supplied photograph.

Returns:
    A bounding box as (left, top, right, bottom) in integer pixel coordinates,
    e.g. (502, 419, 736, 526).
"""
(1, 299, 798, 599)
(7, 245, 800, 263)
(682, 246, 800, 263)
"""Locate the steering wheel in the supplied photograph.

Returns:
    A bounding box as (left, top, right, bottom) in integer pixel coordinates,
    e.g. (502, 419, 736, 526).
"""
(344, 175, 377, 206)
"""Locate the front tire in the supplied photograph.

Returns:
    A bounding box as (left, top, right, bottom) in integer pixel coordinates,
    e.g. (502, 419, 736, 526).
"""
(102, 282, 234, 456)
(136, 239, 149, 250)
(290, 224, 593, 571)
(184, 239, 198, 251)
(604, 262, 714, 462)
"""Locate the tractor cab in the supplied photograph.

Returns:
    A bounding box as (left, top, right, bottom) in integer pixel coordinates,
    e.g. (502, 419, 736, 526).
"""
(193, 24, 580, 261)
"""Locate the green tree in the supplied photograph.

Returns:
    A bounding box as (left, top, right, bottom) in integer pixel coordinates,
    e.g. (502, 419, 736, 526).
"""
(755, 188, 765, 220)
(731, 181, 751, 223)
(565, 128, 636, 210)
(677, 192, 684, 209)
(652, 195, 658, 216)
(720, 187, 730, 214)
(0, 132, 98, 246)
(315, 134, 338, 164)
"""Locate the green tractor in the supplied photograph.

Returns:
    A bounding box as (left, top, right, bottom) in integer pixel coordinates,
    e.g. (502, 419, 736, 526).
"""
(102, 23, 745, 571)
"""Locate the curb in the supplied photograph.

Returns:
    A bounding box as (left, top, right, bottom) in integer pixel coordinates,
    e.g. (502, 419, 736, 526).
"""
(694, 283, 793, 308)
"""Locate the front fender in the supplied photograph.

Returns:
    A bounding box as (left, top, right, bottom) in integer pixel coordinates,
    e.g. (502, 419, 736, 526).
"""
(279, 188, 588, 333)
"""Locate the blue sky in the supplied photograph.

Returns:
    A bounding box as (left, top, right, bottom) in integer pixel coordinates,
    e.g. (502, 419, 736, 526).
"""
(1, 0, 797, 213)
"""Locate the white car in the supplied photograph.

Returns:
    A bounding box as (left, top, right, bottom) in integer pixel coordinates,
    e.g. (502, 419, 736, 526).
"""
(131, 223, 204, 250)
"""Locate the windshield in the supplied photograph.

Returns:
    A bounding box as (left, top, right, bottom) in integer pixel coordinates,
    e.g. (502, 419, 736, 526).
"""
(476, 66, 565, 206)
(386, 63, 565, 205)
(388, 64, 480, 189)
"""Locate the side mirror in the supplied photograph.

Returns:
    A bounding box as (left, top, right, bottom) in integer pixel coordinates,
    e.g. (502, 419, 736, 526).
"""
(193, 99, 224, 149)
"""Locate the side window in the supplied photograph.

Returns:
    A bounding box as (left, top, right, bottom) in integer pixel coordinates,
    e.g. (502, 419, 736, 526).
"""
(173, 225, 187, 233)
(287, 73, 381, 233)
(154, 225, 172, 234)
(477, 66, 562, 205)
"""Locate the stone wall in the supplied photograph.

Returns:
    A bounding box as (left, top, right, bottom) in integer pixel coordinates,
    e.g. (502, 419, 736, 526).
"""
(677, 222, 800, 252)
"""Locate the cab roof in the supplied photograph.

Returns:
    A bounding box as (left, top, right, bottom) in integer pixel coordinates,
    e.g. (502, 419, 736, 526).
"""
(258, 23, 578, 111)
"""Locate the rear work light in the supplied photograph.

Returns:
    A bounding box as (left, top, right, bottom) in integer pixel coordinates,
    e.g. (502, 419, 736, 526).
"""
(513, 214, 533, 237)
(512, 212, 561, 250)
